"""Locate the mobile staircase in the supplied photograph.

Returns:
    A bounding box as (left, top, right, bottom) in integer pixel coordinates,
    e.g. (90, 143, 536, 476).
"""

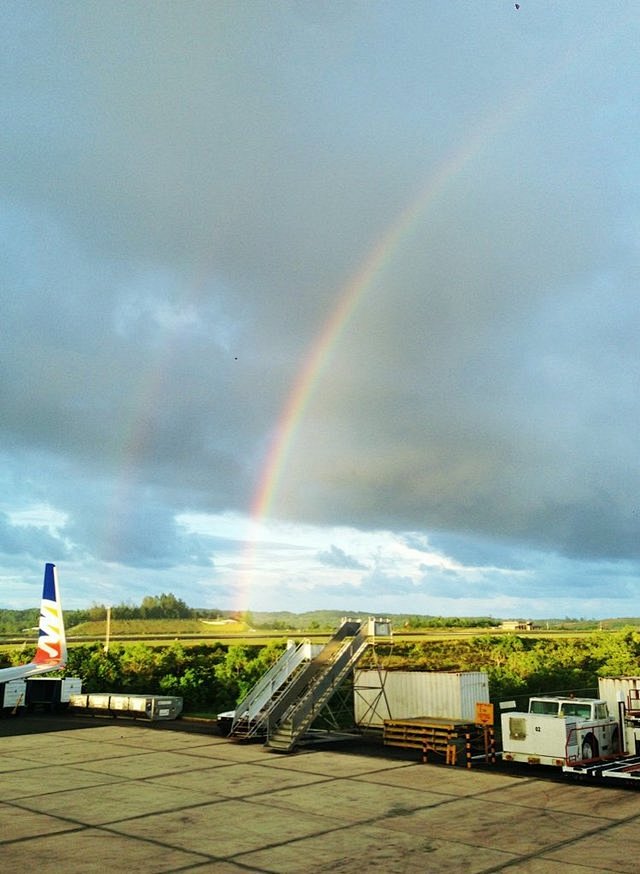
(228, 639, 323, 741)
(227, 617, 391, 752)
(269, 617, 391, 752)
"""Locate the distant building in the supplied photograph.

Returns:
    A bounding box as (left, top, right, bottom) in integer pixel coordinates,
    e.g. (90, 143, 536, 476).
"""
(500, 620, 534, 631)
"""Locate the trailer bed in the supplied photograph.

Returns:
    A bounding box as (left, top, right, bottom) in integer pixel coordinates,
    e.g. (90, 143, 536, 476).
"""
(563, 754, 640, 782)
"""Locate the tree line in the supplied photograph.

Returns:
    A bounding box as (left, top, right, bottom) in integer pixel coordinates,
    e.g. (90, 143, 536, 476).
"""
(1, 629, 639, 716)
(0, 593, 224, 634)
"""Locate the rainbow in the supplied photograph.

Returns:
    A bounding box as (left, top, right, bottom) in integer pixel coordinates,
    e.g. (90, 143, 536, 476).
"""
(236, 169, 488, 603)
(235, 52, 582, 607)
(237, 116, 519, 606)
(251, 119, 502, 524)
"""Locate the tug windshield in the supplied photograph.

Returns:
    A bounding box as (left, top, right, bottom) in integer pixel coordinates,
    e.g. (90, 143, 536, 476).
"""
(529, 700, 560, 715)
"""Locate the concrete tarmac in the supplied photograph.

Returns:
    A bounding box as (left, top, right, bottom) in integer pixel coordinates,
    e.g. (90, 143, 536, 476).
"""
(1, 714, 639, 872)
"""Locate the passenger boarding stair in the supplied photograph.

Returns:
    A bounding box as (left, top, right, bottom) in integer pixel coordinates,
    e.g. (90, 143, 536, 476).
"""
(264, 617, 390, 752)
(229, 640, 322, 740)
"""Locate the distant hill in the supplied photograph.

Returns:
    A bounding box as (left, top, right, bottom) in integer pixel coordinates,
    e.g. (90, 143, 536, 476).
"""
(540, 617, 640, 631)
(244, 610, 497, 631)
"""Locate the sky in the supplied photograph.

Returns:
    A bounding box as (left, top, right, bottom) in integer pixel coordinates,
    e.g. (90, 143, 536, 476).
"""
(1, 1, 640, 619)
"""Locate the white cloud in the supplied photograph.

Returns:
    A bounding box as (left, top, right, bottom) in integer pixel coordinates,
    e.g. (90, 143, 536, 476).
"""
(7, 504, 68, 536)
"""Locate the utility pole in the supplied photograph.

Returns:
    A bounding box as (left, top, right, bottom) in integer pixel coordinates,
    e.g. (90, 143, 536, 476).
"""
(104, 606, 111, 653)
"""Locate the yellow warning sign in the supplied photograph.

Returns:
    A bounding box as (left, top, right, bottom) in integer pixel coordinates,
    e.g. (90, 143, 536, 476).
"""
(475, 702, 494, 726)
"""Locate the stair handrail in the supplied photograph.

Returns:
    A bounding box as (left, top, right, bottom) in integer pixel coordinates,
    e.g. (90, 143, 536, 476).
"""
(231, 640, 314, 730)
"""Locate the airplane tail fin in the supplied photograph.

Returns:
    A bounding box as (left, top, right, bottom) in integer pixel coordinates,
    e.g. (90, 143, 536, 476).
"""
(32, 563, 67, 669)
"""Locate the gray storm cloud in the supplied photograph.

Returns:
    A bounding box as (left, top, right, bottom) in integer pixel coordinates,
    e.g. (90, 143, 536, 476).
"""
(1, 1, 639, 609)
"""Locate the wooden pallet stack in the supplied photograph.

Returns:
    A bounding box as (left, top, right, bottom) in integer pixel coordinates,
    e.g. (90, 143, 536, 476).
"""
(383, 716, 495, 768)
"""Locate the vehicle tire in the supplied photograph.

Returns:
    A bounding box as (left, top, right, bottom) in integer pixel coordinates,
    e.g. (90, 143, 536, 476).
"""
(581, 734, 598, 760)
(611, 726, 620, 754)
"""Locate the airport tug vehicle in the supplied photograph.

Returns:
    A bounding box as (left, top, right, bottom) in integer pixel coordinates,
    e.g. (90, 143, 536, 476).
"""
(501, 696, 620, 767)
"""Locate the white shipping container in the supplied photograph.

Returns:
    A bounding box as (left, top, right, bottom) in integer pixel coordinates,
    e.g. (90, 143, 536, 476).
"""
(598, 677, 640, 717)
(354, 670, 490, 726)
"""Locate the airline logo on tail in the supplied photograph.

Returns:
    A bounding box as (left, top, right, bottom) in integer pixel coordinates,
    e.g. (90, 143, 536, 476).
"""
(0, 563, 67, 683)
(33, 563, 66, 666)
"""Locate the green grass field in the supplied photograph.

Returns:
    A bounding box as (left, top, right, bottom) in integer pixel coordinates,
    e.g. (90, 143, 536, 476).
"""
(69, 617, 252, 636)
(0, 618, 633, 655)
